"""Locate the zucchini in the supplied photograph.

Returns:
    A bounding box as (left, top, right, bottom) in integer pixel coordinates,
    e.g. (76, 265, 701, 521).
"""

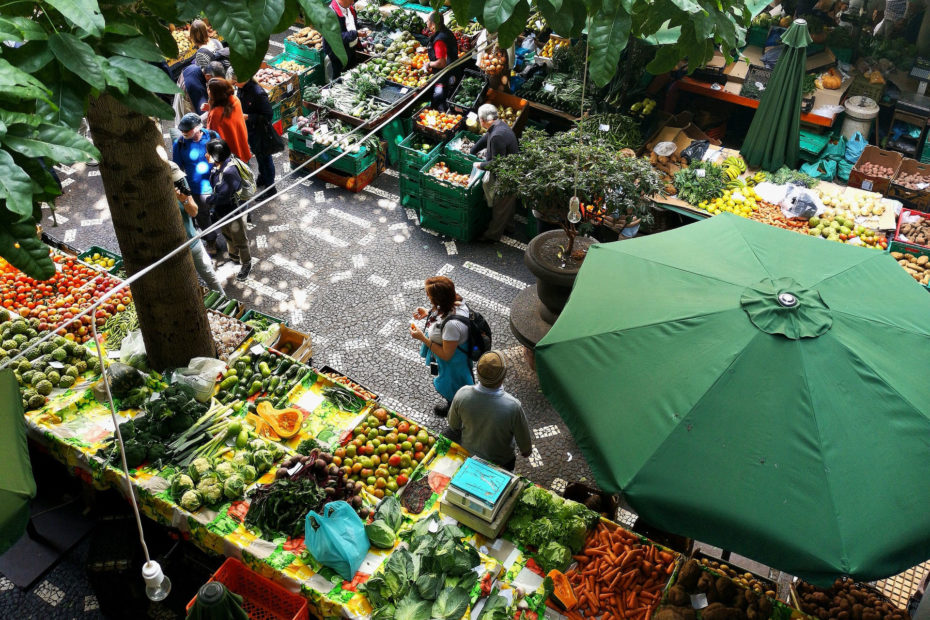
(222, 300, 238, 315)
(274, 395, 290, 408)
(204, 291, 220, 307)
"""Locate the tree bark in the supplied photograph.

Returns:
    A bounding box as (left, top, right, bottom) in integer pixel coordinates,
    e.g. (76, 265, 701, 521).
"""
(85, 93, 214, 369)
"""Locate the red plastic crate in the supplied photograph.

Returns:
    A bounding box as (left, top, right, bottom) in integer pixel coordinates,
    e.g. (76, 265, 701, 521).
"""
(185, 558, 309, 620)
(894, 209, 930, 249)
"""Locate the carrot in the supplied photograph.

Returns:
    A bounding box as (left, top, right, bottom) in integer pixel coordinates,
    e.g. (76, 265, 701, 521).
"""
(572, 555, 588, 562)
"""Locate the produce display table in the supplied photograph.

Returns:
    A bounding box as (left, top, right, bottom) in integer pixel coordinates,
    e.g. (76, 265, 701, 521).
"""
(675, 77, 839, 128)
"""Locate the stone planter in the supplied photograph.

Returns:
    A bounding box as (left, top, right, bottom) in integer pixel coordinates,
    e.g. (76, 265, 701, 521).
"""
(510, 230, 595, 369)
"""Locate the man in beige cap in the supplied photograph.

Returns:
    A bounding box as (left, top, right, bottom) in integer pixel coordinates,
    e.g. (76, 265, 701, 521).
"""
(448, 350, 532, 471)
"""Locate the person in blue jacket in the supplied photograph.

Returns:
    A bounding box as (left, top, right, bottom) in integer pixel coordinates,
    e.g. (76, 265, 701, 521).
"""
(173, 113, 221, 254)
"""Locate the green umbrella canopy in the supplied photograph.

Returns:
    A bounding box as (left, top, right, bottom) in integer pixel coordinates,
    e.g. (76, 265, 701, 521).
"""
(536, 214, 930, 585)
(0, 368, 36, 556)
(740, 19, 812, 171)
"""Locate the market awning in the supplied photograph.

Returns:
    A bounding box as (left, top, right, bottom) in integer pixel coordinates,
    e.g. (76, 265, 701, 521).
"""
(0, 367, 36, 555)
(536, 214, 930, 585)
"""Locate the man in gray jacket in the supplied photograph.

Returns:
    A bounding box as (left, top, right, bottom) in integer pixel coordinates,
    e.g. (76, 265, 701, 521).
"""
(448, 350, 532, 471)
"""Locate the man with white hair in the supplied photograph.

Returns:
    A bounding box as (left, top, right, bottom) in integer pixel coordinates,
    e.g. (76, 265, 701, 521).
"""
(470, 103, 519, 242)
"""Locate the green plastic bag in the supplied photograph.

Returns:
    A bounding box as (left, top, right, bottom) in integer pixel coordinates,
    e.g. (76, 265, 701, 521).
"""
(837, 159, 854, 182)
(800, 158, 837, 181)
(823, 135, 847, 160)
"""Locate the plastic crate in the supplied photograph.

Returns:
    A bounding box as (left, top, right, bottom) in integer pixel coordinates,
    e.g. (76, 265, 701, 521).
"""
(746, 26, 769, 47)
(412, 108, 464, 140)
(483, 89, 529, 136)
(240, 309, 287, 326)
(799, 130, 831, 157)
(419, 201, 490, 241)
(846, 75, 884, 104)
(400, 173, 422, 213)
(286, 126, 378, 176)
(257, 61, 300, 103)
(448, 69, 488, 114)
(419, 152, 485, 207)
(78, 245, 123, 274)
(186, 558, 308, 620)
(443, 130, 482, 168)
(399, 132, 445, 178)
(895, 209, 930, 248)
(269, 53, 324, 91)
(284, 37, 321, 64)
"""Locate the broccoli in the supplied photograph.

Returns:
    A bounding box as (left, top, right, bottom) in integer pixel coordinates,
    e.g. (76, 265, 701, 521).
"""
(58, 375, 76, 389)
(180, 490, 203, 512)
(121, 441, 147, 469)
(146, 443, 166, 463)
(35, 380, 53, 396)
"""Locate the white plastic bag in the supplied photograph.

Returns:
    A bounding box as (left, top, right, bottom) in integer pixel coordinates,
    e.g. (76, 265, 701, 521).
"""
(780, 186, 825, 220)
(172, 357, 227, 403)
(752, 182, 789, 206)
(119, 330, 146, 367)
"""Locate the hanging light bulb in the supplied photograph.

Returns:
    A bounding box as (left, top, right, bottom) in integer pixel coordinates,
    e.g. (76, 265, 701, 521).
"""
(568, 196, 582, 224)
(142, 560, 172, 602)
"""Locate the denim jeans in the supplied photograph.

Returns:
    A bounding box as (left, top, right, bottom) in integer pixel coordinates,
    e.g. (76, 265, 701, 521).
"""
(191, 193, 217, 244)
(255, 153, 276, 191)
(189, 239, 224, 294)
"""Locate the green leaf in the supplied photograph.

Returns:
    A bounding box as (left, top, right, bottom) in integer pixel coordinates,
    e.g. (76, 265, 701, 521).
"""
(106, 55, 178, 93)
(5, 42, 55, 74)
(0, 58, 52, 102)
(45, 0, 105, 37)
(394, 592, 431, 620)
(196, 0, 258, 58)
(105, 35, 166, 62)
(112, 82, 174, 119)
(496, 0, 529, 49)
(274, 0, 302, 32)
(143, 0, 178, 21)
(36, 66, 89, 127)
(104, 22, 140, 35)
(430, 587, 469, 620)
(415, 573, 443, 601)
(132, 17, 178, 60)
(587, 3, 631, 86)
(669, 0, 702, 12)
(0, 17, 24, 42)
(538, 0, 573, 40)
(100, 58, 129, 94)
(8, 16, 48, 40)
(478, 589, 511, 620)
(449, 0, 472, 27)
(483, 0, 520, 31)
(49, 33, 105, 90)
(229, 46, 267, 83)
(646, 43, 681, 73)
(251, 0, 286, 44)
(0, 210, 55, 281)
(3, 123, 99, 162)
(297, 0, 347, 65)
(0, 150, 35, 217)
(15, 154, 63, 203)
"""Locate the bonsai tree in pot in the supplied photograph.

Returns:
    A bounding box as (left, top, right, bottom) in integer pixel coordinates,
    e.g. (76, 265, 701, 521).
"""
(488, 116, 663, 261)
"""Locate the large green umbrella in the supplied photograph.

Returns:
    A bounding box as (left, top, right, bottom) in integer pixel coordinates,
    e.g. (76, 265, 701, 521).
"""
(740, 19, 812, 171)
(0, 368, 35, 555)
(536, 214, 930, 585)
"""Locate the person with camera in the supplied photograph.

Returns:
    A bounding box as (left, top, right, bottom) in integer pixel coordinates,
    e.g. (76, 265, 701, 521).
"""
(166, 160, 224, 294)
(408, 276, 474, 417)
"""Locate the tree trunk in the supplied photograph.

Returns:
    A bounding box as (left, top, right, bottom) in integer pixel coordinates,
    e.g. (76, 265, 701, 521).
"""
(85, 93, 214, 369)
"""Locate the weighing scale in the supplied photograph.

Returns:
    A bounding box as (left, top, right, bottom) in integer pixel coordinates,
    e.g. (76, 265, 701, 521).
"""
(439, 457, 525, 538)
(909, 58, 930, 96)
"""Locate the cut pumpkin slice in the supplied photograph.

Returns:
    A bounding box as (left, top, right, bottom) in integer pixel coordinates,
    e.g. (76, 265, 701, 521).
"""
(245, 412, 280, 440)
(255, 401, 302, 439)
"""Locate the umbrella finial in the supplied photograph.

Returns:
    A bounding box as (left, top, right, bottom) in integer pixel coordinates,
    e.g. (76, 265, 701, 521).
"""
(777, 292, 799, 308)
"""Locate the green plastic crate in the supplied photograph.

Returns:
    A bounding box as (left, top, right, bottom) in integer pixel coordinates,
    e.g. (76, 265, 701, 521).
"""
(269, 52, 323, 91)
(286, 126, 377, 176)
(78, 245, 122, 274)
(443, 130, 482, 168)
(400, 174, 422, 213)
(419, 152, 485, 208)
(284, 38, 321, 64)
(419, 201, 489, 241)
(799, 130, 830, 157)
(241, 309, 287, 326)
(399, 133, 445, 178)
(746, 26, 769, 48)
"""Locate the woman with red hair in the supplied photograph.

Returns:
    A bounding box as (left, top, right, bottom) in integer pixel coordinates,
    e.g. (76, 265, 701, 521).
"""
(409, 276, 475, 416)
(206, 77, 251, 162)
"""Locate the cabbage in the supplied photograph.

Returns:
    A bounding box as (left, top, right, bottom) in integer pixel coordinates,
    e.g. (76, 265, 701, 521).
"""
(536, 541, 572, 573)
(374, 496, 402, 532)
(189, 457, 212, 482)
(366, 520, 397, 549)
(214, 461, 238, 480)
(240, 464, 257, 483)
(223, 475, 245, 500)
(201, 483, 224, 505)
(252, 449, 274, 473)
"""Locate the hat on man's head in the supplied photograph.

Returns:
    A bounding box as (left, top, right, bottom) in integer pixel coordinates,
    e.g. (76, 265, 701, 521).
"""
(178, 113, 202, 132)
(476, 351, 507, 388)
(166, 160, 186, 183)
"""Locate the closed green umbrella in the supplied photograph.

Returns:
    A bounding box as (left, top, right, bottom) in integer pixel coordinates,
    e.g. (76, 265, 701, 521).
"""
(740, 19, 812, 171)
(0, 368, 36, 556)
(536, 214, 930, 585)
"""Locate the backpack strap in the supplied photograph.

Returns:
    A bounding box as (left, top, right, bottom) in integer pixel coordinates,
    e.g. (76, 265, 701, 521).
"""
(439, 314, 471, 356)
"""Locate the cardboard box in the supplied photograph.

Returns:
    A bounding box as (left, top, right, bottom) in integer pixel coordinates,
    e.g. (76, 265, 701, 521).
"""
(805, 49, 836, 73)
(849, 145, 903, 194)
(888, 158, 930, 211)
(257, 61, 299, 103)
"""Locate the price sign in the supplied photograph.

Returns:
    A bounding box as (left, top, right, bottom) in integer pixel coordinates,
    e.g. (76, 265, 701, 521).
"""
(862, 180, 873, 191)
(49, 361, 65, 369)
(544, 83, 556, 92)
(695, 169, 706, 178)
(306, 139, 313, 149)
(320, 124, 329, 133)
(287, 83, 294, 93)
(400, 87, 409, 94)
(536, 20, 544, 30)
(251, 344, 266, 356)
(598, 123, 610, 132)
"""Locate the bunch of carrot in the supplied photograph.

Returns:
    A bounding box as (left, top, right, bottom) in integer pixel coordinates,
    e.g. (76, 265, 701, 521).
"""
(561, 522, 677, 620)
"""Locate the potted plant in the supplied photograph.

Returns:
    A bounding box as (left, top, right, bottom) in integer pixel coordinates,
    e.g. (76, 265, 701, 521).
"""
(490, 119, 662, 321)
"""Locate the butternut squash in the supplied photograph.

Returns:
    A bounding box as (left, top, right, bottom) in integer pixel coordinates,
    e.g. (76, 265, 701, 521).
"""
(256, 401, 302, 439)
(822, 68, 842, 89)
(548, 569, 579, 611)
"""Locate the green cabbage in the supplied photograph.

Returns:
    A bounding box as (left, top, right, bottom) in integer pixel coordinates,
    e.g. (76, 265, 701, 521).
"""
(252, 449, 274, 473)
(223, 475, 245, 500)
(365, 520, 397, 549)
(180, 490, 203, 512)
